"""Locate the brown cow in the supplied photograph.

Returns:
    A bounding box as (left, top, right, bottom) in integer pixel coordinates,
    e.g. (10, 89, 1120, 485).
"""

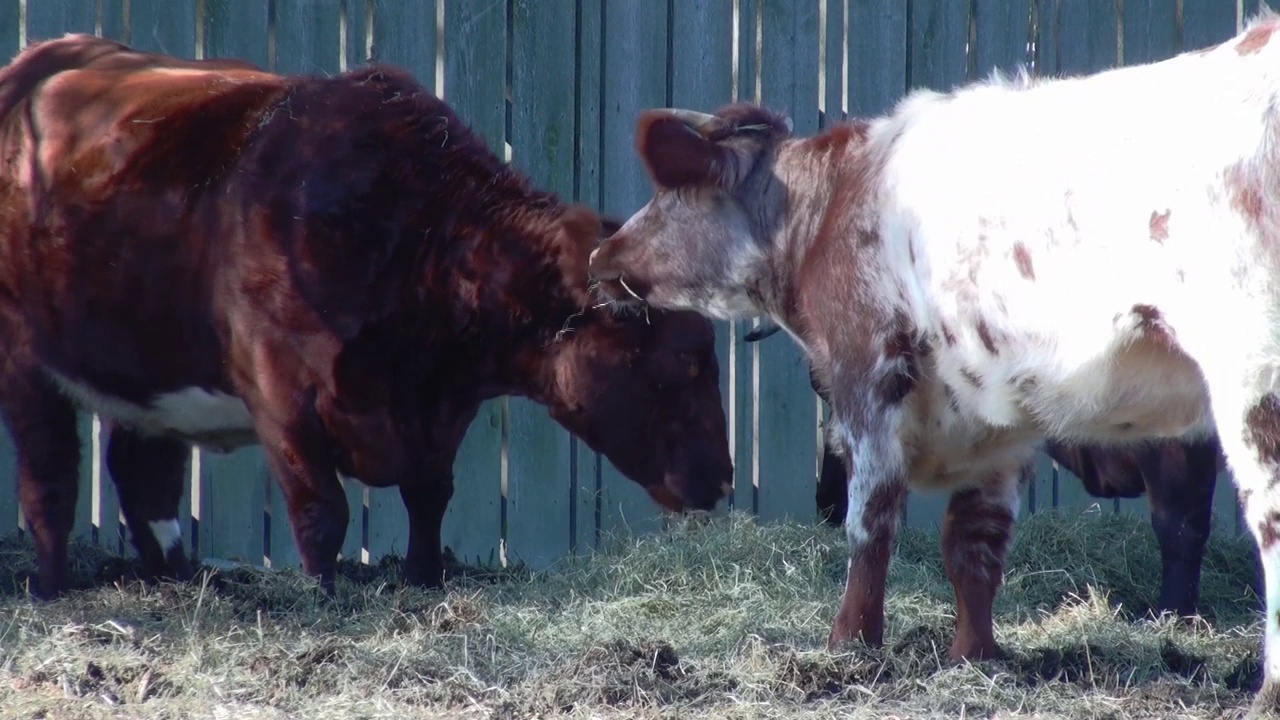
(0, 34, 733, 599)
(589, 13, 1280, 714)
(745, 322, 1225, 618)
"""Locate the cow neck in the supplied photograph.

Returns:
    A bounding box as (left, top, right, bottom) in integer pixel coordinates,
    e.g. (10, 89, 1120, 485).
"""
(451, 193, 596, 404)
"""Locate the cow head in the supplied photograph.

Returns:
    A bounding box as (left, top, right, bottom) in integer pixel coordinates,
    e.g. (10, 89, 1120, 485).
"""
(547, 216, 733, 512)
(588, 103, 793, 319)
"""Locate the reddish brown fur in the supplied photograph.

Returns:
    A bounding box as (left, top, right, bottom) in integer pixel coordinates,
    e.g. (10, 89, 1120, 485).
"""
(827, 480, 907, 649)
(1237, 23, 1276, 55)
(942, 486, 1013, 661)
(0, 35, 733, 598)
(1149, 209, 1171, 243)
(1011, 242, 1035, 280)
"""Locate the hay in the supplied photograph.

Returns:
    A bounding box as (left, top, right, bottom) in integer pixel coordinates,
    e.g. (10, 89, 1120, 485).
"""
(0, 510, 1264, 719)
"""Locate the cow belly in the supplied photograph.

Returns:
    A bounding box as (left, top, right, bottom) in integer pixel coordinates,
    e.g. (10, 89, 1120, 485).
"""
(45, 370, 256, 450)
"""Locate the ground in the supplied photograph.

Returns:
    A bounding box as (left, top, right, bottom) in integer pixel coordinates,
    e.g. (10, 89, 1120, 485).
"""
(0, 508, 1266, 719)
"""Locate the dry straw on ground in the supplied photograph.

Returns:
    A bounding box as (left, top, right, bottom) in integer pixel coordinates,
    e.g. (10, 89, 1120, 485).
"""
(0, 508, 1265, 719)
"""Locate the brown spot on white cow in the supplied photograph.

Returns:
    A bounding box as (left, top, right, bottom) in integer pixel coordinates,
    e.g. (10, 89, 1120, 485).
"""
(960, 367, 983, 389)
(976, 318, 1000, 355)
(1149, 209, 1170, 243)
(1237, 23, 1276, 55)
(1247, 393, 1280, 470)
(1011, 242, 1035, 280)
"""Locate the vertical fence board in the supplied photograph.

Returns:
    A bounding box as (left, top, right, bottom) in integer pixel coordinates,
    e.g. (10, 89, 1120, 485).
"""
(0, 0, 19, 61)
(196, 0, 269, 567)
(901, 0, 968, 530)
(0, 413, 14, 537)
(732, 0, 758, 515)
(1182, 0, 1240, 54)
(26, 0, 95, 43)
(434, 0, 506, 568)
(91, 419, 123, 554)
(821, 0, 844, 125)
(127, 0, 196, 56)
(1053, 0, 1117, 77)
(368, 0, 435, 74)
(597, 0, 670, 542)
(670, 0, 737, 520)
(972, 0, 1031, 79)
(504, 0, 578, 570)
(754, 0, 819, 524)
(847, 0, 906, 117)
(1120, 0, 1177, 66)
(571, 0, 604, 554)
(263, 0, 350, 570)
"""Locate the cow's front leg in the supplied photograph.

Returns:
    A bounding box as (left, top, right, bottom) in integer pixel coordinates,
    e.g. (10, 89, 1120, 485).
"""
(399, 472, 454, 589)
(941, 468, 1022, 662)
(255, 417, 348, 595)
(826, 418, 909, 650)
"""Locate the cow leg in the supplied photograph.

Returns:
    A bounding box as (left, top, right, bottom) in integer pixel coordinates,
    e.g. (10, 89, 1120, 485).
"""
(941, 470, 1021, 662)
(826, 420, 909, 650)
(106, 425, 193, 583)
(254, 417, 348, 595)
(0, 370, 81, 599)
(399, 472, 454, 588)
(1146, 439, 1218, 618)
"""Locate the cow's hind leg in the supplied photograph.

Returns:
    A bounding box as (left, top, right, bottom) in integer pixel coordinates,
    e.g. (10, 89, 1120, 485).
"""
(399, 473, 453, 588)
(0, 369, 81, 599)
(1145, 437, 1219, 618)
(106, 425, 193, 583)
(942, 468, 1022, 662)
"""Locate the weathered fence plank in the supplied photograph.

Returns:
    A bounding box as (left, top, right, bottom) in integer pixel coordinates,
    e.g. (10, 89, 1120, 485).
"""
(194, 0, 269, 568)
(847, 1, 906, 120)
(571, 0, 605, 554)
(754, 0, 820, 524)
(0, 0, 18, 62)
(597, 0, 670, 543)
(1182, 0, 1240, 54)
(26, 0, 95, 44)
(428, 0, 508, 569)
(128, 0, 196, 57)
(900, 0, 968, 530)
(670, 0, 737, 521)
(1052, 0, 1117, 77)
(504, 0, 579, 570)
(731, 0, 759, 516)
(972, 0, 1031, 79)
(1120, 0, 1177, 66)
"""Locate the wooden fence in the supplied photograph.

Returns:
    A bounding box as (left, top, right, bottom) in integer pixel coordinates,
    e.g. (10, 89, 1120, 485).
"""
(0, 0, 1257, 574)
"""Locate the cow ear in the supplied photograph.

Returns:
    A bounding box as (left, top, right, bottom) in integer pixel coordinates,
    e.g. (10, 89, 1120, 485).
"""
(635, 111, 720, 189)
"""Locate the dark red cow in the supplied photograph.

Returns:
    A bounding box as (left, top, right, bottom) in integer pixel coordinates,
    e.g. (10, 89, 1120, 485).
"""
(0, 34, 733, 599)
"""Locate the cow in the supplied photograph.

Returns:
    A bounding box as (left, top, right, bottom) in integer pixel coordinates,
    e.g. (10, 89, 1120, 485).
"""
(0, 34, 734, 601)
(588, 12, 1280, 713)
(745, 321, 1226, 618)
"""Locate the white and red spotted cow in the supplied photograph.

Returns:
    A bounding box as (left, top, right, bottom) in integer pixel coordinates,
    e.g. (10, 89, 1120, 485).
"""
(589, 11, 1280, 714)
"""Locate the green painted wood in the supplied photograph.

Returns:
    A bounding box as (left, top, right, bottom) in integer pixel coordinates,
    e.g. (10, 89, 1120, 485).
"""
(972, 0, 1031, 79)
(196, 1, 269, 567)
(1181, 0, 1241, 53)
(68, 414, 94, 541)
(368, 0, 435, 75)
(822, 0, 844, 124)
(342, 0, 369, 68)
(1027, 451, 1055, 514)
(597, 0, 671, 541)
(732, 2, 758, 515)
(1120, 0, 1177, 66)
(502, 0, 581, 569)
(670, 0, 737, 519)
(127, 0, 196, 56)
(1053, 0, 1117, 76)
(443, 0, 505, 155)
(270, 0, 363, 568)
(1032, 0, 1057, 77)
(907, 0, 969, 91)
(753, 0, 819, 525)
(847, 0, 906, 117)
(0, 0, 19, 61)
(424, 0, 507, 569)
(25, 0, 95, 44)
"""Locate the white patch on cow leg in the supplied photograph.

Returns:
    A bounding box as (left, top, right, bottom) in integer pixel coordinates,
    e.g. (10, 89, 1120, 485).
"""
(149, 519, 182, 552)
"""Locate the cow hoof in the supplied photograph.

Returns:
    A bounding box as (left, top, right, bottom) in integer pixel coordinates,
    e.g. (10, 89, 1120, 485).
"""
(1250, 679, 1280, 719)
(947, 639, 1003, 663)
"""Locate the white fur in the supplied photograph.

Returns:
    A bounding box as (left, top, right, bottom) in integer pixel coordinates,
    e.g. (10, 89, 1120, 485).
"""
(46, 371, 255, 452)
(148, 519, 181, 552)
